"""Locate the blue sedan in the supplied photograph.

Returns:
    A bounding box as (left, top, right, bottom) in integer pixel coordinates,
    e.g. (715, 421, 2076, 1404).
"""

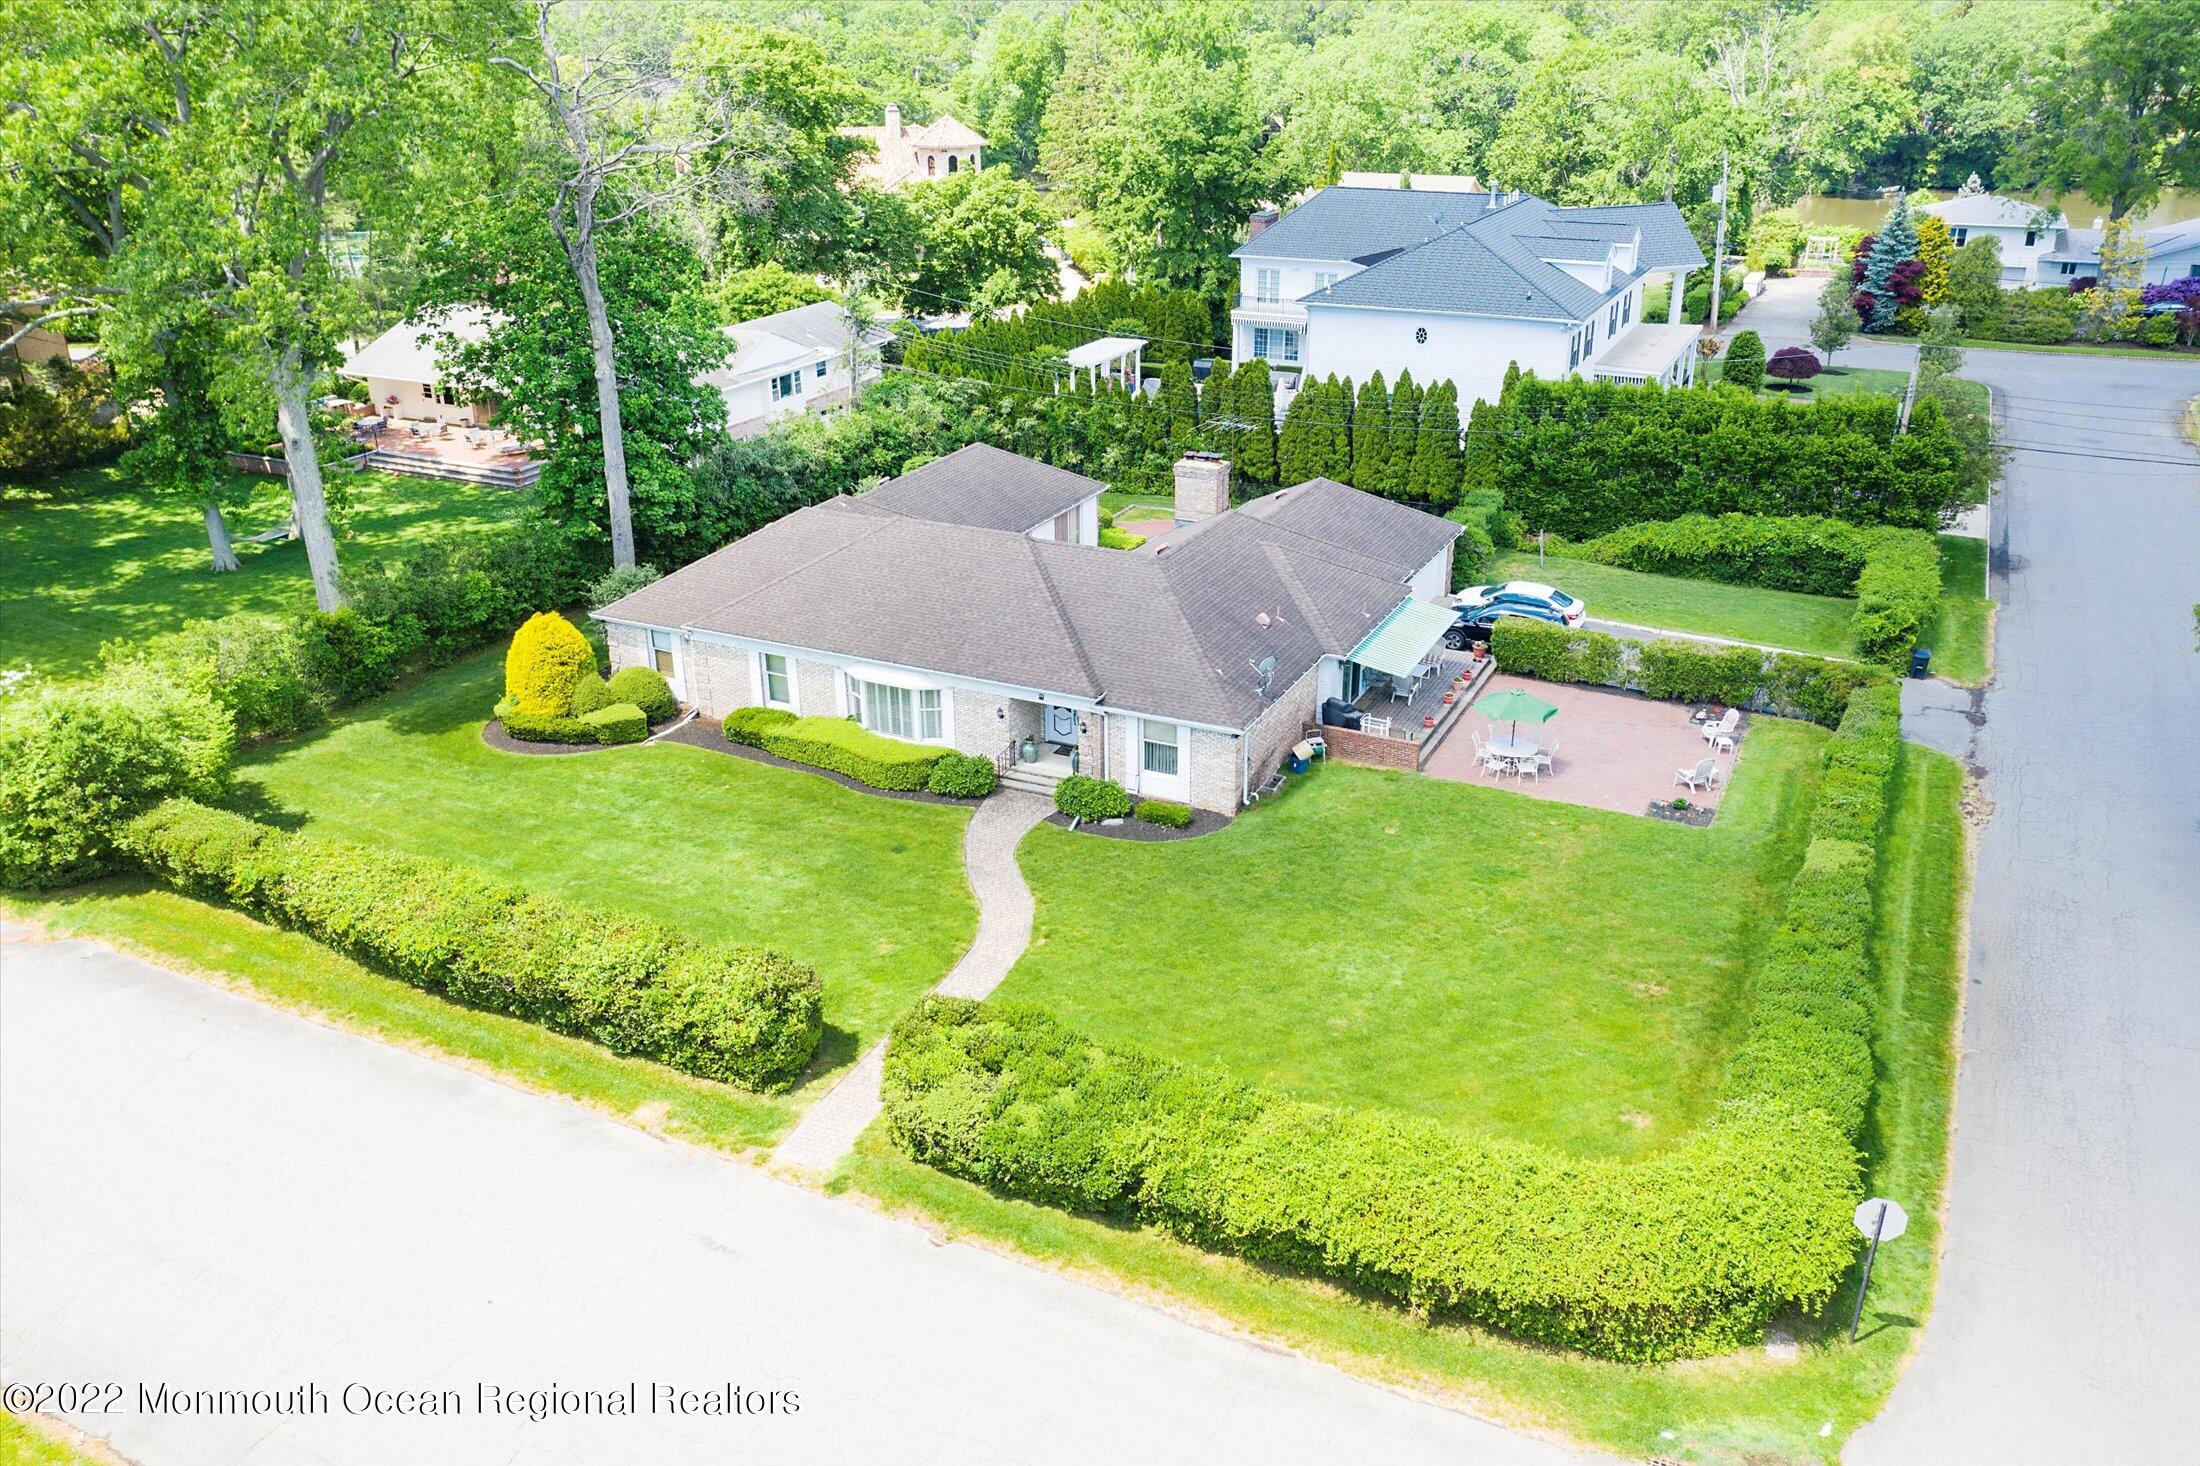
(1445, 581, 1586, 647)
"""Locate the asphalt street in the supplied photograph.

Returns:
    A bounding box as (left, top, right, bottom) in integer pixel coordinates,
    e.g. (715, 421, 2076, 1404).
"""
(1843, 341, 2200, 1462)
(0, 934, 1610, 1466)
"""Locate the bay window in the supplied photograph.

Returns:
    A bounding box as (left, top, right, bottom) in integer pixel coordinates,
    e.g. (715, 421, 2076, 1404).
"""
(850, 677, 943, 742)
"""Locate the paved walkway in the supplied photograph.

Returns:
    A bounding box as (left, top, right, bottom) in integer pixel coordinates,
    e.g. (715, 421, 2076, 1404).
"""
(772, 791, 1052, 1172)
(0, 933, 1609, 1466)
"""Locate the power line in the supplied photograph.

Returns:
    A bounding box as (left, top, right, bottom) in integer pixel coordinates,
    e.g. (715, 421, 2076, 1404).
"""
(2000, 441, 2200, 468)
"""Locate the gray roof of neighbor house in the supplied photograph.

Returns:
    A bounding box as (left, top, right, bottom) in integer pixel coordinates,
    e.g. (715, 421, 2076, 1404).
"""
(1922, 193, 2067, 230)
(854, 443, 1104, 534)
(597, 459, 1460, 730)
(1247, 189, 1706, 323)
(736, 301, 857, 354)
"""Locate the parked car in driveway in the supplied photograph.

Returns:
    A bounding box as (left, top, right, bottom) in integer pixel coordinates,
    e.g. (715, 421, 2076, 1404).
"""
(1445, 581, 1585, 647)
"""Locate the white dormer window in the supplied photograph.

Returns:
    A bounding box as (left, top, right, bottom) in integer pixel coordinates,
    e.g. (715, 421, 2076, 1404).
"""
(1312, 271, 1339, 293)
(1253, 267, 1282, 304)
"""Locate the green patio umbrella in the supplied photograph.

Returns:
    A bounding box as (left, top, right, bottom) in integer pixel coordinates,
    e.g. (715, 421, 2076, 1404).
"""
(1479, 688, 1558, 743)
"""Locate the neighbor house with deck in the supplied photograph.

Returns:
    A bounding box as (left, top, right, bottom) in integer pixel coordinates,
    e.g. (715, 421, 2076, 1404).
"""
(1920, 191, 2200, 287)
(1230, 184, 1707, 412)
(595, 444, 1462, 814)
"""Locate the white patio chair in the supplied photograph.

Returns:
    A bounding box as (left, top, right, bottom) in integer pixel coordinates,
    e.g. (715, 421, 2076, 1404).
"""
(1702, 709, 1740, 746)
(1676, 757, 1718, 791)
(1531, 742, 1556, 775)
(1516, 753, 1541, 781)
(1362, 715, 1391, 738)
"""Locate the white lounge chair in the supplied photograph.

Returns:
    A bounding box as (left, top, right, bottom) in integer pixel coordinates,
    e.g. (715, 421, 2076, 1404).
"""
(1676, 757, 1720, 792)
(1702, 709, 1740, 746)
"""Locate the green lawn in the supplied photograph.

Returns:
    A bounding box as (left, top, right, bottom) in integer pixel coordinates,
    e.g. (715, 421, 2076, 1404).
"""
(230, 647, 977, 1087)
(1489, 550, 1859, 659)
(0, 1411, 111, 1465)
(1926, 534, 1992, 685)
(997, 728, 1825, 1158)
(0, 464, 514, 680)
(840, 745, 1967, 1463)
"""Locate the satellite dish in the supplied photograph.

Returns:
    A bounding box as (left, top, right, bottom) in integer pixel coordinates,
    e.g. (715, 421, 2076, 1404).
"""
(1251, 654, 1277, 696)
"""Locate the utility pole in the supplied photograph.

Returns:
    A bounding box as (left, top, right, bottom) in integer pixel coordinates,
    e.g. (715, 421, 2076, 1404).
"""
(1706, 150, 1731, 335)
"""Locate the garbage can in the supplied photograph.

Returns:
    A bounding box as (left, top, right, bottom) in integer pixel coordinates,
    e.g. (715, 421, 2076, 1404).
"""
(1909, 646, 1932, 679)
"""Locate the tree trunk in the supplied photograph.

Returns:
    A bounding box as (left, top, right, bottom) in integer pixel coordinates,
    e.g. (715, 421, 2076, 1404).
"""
(269, 346, 344, 611)
(203, 501, 240, 573)
(570, 218, 636, 570)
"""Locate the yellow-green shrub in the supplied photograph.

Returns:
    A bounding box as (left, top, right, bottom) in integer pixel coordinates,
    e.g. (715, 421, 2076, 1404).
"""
(503, 613, 595, 717)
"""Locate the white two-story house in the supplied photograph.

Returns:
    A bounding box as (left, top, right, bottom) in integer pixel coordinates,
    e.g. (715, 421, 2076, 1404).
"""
(703, 302, 887, 438)
(1229, 185, 1707, 413)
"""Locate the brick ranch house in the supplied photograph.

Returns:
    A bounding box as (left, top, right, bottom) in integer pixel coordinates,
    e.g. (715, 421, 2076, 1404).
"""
(597, 443, 1461, 814)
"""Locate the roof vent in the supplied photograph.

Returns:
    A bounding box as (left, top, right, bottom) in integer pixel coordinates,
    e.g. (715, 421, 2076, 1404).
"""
(1254, 612, 1272, 628)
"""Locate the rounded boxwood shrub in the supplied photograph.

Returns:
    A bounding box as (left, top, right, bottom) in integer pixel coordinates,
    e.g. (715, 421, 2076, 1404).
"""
(604, 665, 676, 723)
(1134, 799, 1192, 829)
(504, 612, 594, 717)
(0, 668, 235, 890)
(578, 702, 648, 745)
(723, 706, 798, 746)
(1054, 774, 1130, 822)
(569, 674, 615, 715)
(926, 750, 998, 798)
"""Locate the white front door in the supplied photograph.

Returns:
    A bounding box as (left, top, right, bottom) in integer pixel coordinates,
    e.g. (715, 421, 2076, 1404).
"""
(648, 629, 686, 701)
(1042, 703, 1079, 747)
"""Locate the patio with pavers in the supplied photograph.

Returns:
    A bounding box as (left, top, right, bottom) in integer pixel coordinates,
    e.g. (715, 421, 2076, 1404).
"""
(1421, 674, 1746, 816)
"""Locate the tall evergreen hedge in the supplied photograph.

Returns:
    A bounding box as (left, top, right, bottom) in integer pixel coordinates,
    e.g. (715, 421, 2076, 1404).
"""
(1495, 378, 1974, 536)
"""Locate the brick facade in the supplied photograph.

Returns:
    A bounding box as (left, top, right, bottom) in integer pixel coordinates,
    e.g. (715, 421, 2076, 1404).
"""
(1318, 724, 1420, 771)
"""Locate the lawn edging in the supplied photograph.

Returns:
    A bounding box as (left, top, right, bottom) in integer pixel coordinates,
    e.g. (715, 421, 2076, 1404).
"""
(877, 682, 1906, 1364)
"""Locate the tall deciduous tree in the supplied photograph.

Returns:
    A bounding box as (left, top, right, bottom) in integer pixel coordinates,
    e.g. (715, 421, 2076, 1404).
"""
(491, 0, 753, 570)
(18, 0, 497, 610)
(2011, 0, 2200, 220)
(902, 166, 1056, 311)
(1038, 1, 1263, 297)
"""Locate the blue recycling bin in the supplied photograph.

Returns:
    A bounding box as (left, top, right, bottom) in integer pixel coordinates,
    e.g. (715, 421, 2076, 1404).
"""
(1909, 646, 1932, 679)
(1289, 755, 1310, 775)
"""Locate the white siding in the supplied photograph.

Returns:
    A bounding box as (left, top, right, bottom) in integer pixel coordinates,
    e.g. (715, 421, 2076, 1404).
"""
(1302, 304, 1573, 413)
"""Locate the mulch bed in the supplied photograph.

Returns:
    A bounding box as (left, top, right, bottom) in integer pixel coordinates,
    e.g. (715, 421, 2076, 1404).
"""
(1646, 799, 1717, 828)
(659, 718, 980, 805)
(480, 717, 680, 756)
(1043, 807, 1232, 841)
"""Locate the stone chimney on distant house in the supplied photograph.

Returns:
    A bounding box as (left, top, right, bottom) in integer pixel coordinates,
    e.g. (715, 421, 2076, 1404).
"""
(1173, 452, 1232, 525)
(1246, 207, 1278, 241)
(883, 103, 903, 140)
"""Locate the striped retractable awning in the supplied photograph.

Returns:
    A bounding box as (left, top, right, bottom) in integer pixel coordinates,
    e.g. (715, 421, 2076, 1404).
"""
(1346, 597, 1457, 677)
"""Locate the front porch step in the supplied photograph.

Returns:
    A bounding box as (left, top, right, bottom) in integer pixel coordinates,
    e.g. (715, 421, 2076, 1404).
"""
(998, 763, 1071, 796)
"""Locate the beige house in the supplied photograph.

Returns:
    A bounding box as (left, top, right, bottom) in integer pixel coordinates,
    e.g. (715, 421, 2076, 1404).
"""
(337, 306, 501, 426)
(596, 445, 1460, 814)
(843, 104, 984, 189)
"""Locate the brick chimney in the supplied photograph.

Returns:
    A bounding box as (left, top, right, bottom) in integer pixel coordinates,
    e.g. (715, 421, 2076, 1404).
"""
(1246, 206, 1278, 241)
(884, 104, 903, 140)
(1173, 452, 1232, 525)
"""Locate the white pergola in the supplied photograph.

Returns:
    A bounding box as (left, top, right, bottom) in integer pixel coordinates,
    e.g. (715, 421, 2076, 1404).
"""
(1058, 335, 1145, 392)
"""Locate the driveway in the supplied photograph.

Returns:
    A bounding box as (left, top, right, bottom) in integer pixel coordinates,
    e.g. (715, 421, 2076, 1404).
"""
(1848, 348, 2200, 1462)
(1722, 274, 1919, 370)
(0, 933, 1607, 1466)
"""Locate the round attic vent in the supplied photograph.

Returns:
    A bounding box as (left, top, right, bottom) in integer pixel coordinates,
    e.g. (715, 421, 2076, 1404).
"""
(1415, 327, 1428, 344)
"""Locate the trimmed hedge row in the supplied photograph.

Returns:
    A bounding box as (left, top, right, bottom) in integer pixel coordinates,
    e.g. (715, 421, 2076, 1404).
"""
(1567, 515, 1943, 669)
(1134, 799, 1192, 829)
(494, 696, 649, 746)
(1572, 513, 1877, 597)
(574, 665, 677, 723)
(883, 675, 1908, 1361)
(723, 708, 947, 792)
(885, 1000, 1858, 1362)
(1488, 618, 1886, 726)
(1851, 532, 1942, 669)
(122, 800, 823, 1090)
